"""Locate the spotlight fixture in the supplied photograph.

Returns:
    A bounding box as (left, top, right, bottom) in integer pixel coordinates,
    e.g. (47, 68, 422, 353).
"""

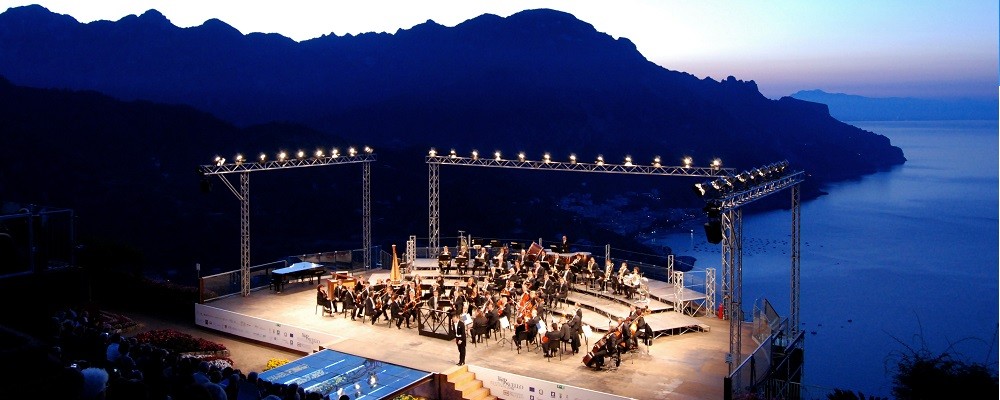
(315, 149, 324, 158)
(429, 148, 437, 157)
(259, 153, 266, 161)
(543, 153, 551, 163)
(296, 150, 305, 159)
(518, 152, 526, 161)
(234, 154, 244, 164)
(624, 155, 633, 166)
(214, 156, 225, 166)
(364, 146, 373, 154)
(278, 151, 287, 161)
(596, 155, 604, 165)
(683, 156, 693, 168)
(494, 151, 502, 161)
(348, 147, 357, 156)
(332, 148, 340, 157)
(693, 181, 711, 197)
(449, 149, 457, 158)
(653, 156, 661, 167)
(569, 154, 577, 164)
(471, 150, 479, 160)
(703, 203, 723, 244)
(711, 158, 723, 169)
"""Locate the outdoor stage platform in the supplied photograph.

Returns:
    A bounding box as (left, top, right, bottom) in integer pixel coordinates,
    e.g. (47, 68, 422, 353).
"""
(200, 260, 760, 400)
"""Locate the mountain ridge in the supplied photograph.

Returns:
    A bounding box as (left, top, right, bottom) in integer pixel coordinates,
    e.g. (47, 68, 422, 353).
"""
(790, 89, 998, 121)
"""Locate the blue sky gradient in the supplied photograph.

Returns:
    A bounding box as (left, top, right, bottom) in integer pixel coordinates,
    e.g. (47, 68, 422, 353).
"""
(1, 0, 996, 99)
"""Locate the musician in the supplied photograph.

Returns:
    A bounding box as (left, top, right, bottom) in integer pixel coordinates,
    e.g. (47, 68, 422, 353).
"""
(471, 309, 489, 343)
(540, 274, 555, 307)
(583, 257, 597, 288)
(543, 322, 562, 357)
(558, 235, 571, 253)
(600, 259, 614, 293)
(316, 284, 332, 314)
(453, 289, 468, 319)
(532, 261, 546, 282)
(485, 303, 500, 333)
(458, 245, 472, 275)
(342, 286, 358, 321)
(556, 277, 569, 308)
(585, 328, 621, 370)
(514, 309, 540, 350)
(615, 262, 628, 294)
(365, 293, 385, 325)
(558, 314, 574, 353)
(389, 295, 404, 329)
(439, 246, 453, 274)
(451, 313, 467, 366)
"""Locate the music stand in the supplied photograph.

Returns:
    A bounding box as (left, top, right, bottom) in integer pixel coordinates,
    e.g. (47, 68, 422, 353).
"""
(510, 242, 522, 251)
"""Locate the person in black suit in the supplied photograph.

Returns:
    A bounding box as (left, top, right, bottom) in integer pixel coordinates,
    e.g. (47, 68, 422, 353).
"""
(559, 235, 571, 253)
(452, 313, 467, 366)
(390, 295, 405, 329)
(543, 322, 562, 357)
(566, 312, 581, 354)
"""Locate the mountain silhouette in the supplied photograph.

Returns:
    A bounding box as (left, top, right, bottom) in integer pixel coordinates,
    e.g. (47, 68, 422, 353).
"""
(0, 5, 904, 183)
(791, 89, 998, 121)
(0, 6, 908, 276)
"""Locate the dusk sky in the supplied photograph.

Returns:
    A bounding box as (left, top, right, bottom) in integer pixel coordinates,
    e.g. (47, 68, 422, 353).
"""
(2, 0, 997, 100)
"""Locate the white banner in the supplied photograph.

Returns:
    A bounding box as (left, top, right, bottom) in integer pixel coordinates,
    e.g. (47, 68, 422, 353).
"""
(194, 303, 340, 353)
(467, 365, 634, 400)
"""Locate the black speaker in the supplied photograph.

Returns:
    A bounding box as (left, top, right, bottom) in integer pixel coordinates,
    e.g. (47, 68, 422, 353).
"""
(704, 220, 723, 244)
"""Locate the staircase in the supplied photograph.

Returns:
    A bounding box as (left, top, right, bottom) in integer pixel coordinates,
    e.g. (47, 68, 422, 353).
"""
(444, 365, 496, 400)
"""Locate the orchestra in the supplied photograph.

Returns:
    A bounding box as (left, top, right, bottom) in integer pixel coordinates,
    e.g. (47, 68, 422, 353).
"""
(319, 237, 658, 371)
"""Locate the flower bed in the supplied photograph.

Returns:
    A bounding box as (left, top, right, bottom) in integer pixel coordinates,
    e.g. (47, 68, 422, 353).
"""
(97, 310, 141, 334)
(264, 358, 290, 371)
(134, 329, 228, 354)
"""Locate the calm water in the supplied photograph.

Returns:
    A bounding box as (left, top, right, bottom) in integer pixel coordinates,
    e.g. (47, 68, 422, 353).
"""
(646, 120, 999, 396)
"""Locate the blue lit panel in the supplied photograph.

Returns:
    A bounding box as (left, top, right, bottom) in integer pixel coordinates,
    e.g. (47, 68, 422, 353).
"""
(258, 349, 432, 399)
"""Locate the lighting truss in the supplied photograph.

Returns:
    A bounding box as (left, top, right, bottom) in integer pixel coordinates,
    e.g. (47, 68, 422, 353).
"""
(198, 149, 376, 297)
(698, 164, 804, 381)
(200, 153, 376, 175)
(425, 150, 734, 255)
(425, 155, 734, 177)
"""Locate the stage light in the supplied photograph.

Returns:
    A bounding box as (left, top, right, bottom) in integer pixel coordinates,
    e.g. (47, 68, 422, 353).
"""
(703, 202, 723, 244)
(235, 154, 244, 164)
(518, 152, 526, 161)
(214, 156, 224, 166)
(683, 156, 693, 168)
(332, 148, 340, 157)
(278, 151, 287, 161)
(315, 149, 324, 158)
(259, 153, 266, 161)
(296, 150, 305, 159)
(364, 146, 373, 154)
(349, 147, 357, 156)
(429, 148, 437, 157)
(693, 181, 710, 197)
(624, 155, 633, 166)
(494, 151, 502, 161)
(569, 154, 577, 164)
(711, 158, 723, 169)
(543, 153, 551, 163)
(471, 150, 479, 160)
(596, 155, 604, 165)
(653, 156, 661, 167)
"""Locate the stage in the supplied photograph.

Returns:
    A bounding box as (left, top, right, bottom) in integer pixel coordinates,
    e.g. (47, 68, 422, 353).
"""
(200, 261, 759, 400)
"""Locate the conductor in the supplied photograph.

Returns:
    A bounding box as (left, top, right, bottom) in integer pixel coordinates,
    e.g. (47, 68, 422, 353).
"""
(452, 313, 467, 366)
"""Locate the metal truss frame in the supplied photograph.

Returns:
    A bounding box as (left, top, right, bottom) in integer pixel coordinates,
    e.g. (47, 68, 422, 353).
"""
(426, 154, 734, 255)
(199, 152, 376, 296)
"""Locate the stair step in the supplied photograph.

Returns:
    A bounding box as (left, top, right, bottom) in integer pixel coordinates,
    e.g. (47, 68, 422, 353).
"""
(456, 378, 482, 395)
(465, 386, 490, 400)
(445, 365, 469, 381)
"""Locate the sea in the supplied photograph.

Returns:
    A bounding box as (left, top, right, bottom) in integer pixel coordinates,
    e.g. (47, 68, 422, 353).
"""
(644, 120, 999, 396)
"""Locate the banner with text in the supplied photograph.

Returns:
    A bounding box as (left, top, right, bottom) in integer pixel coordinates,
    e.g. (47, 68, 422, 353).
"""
(194, 303, 340, 353)
(467, 365, 634, 400)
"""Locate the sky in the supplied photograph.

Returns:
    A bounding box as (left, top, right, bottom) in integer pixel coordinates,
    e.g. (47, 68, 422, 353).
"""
(1, 0, 997, 100)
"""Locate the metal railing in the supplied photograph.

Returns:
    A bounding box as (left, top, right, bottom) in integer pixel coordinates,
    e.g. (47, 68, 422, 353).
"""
(726, 316, 806, 400)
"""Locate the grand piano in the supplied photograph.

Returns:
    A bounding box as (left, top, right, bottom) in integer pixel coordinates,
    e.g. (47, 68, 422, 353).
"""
(271, 261, 326, 293)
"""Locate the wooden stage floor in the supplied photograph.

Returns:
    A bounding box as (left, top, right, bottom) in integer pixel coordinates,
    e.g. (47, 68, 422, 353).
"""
(203, 268, 759, 400)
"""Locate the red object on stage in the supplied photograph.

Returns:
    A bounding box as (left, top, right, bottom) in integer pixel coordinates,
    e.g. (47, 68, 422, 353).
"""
(717, 304, 724, 319)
